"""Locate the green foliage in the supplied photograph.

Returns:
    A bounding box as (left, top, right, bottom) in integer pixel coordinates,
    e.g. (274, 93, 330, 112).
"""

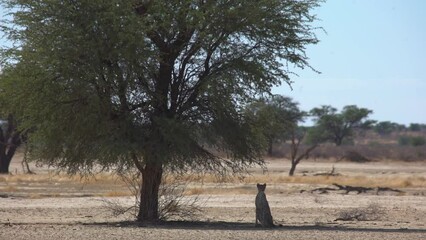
(305, 126, 328, 145)
(0, 0, 322, 173)
(245, 95, 305, 154)
(399, 136, 426, 147)
(374, 121, 399, 135)
(398, 136, 410, 146)
(409, 123, 422, 132)
(411, 136, 426, 146)
(309, 105, 375, 146)
(395, 124, 407, 131)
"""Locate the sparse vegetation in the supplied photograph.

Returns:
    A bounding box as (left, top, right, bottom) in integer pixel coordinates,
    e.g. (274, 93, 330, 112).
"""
(398, 136, 425, 146)
(335, 203, 385, 221)
(102, 170, 203, 221)
(2, 170, 426, 193)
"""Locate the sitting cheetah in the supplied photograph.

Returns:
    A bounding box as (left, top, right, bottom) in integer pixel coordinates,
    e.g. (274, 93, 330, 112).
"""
(255, 183, 275, 227)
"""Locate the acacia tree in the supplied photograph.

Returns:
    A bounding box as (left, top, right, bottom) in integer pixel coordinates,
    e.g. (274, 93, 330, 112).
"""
(374, 121, 400, 136)
(245, 96, 317, 175)
(287, 126, 319, 176)
(310, 105, 375, 146)
(245, 95, 303, 156)
(0, 0, 322, 222)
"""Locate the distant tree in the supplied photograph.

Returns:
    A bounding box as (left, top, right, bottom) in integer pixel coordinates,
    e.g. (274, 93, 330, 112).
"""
(287, 126, 319, 176)
(409, 123, 422, 132)
(374, 121, 399, 135)
(286, 118, 338, 176)
(310, 105, 375, 146)
(246, 97, 326, 175)
(0, 0, 322, 222)
(395, 123, 407, 132)
(246, 95, 304, 156)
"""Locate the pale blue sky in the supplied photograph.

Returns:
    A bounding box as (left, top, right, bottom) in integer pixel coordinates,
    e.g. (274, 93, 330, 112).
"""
(275, 0, 426, 125)
(1, 1, 426, 125)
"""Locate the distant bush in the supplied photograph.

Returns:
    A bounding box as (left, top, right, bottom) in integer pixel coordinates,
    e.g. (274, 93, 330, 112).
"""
(409, 123, 422, 131)
(374, 121, 397, 135)
(398, 136, 411, 146)
(411, 136, 426, 146)
(398, 136, 425, 147)
(367, 141, 381, 147)
(340, 151, 370, 163)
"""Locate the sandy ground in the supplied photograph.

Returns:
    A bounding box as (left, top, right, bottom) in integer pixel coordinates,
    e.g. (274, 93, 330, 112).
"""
(1, 156, 425, 239)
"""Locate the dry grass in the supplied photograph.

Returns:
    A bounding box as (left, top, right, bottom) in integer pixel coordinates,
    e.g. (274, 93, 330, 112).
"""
(184, 187, 205, 195)
(28, 193, 62, 199)
(2, 165, 425, 199)
(1, 185, 18, 192)
(243, 175, 426, 188)
(102, 191, 132, 197)
(3, 172, 425, 191)
(184, 186, 254, 195)
(176, 173, 426, 189)
(0, 172, 126, 185)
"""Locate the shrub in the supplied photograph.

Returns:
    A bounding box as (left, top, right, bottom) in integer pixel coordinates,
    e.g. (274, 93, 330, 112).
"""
(398, 136, 425, 147)
(335, 203, 384, 221)
(398, 136, 411, 146)
(409, 123, 421, 131)
(102, 170, 203, 221)
(411, 136, 426, 146)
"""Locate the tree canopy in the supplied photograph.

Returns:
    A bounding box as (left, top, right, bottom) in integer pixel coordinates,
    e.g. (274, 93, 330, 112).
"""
(373, 121, 401, 135)
(0, 0, 322, 221)
(309, 105, 375, 146)
(245, 95, 304, 156)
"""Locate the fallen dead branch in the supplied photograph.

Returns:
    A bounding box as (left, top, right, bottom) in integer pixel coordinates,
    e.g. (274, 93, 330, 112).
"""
(332, 183, 373, 194)
(305, 183, 404, 195)
(313, 166, 341, 176)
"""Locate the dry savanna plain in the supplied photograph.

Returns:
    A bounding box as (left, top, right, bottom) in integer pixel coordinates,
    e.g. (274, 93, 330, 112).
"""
(1, 152, 425, 240)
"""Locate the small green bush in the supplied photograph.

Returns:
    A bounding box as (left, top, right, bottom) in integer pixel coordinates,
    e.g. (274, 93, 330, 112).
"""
(398, 136, 410, 146)
(398, 136, 426, 147)
(411, 136, 426, 146)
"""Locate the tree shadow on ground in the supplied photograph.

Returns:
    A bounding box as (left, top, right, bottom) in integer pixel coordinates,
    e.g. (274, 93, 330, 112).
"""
(83, 220, 426, 233)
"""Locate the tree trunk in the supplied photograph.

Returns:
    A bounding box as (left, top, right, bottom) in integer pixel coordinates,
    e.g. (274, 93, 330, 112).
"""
(0, 147, 17, 174)
(137, 162, 163, 222)
(267, 138, 273, 156)
(0, 115, 22, 174)
(0, 131, 8, 174)
(0, 137, 21, 174)
(288, 144, 318, 176)
(335, 136, 343, 146)
(0, 157, 11, 174)
(289, 161, 297, 176)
